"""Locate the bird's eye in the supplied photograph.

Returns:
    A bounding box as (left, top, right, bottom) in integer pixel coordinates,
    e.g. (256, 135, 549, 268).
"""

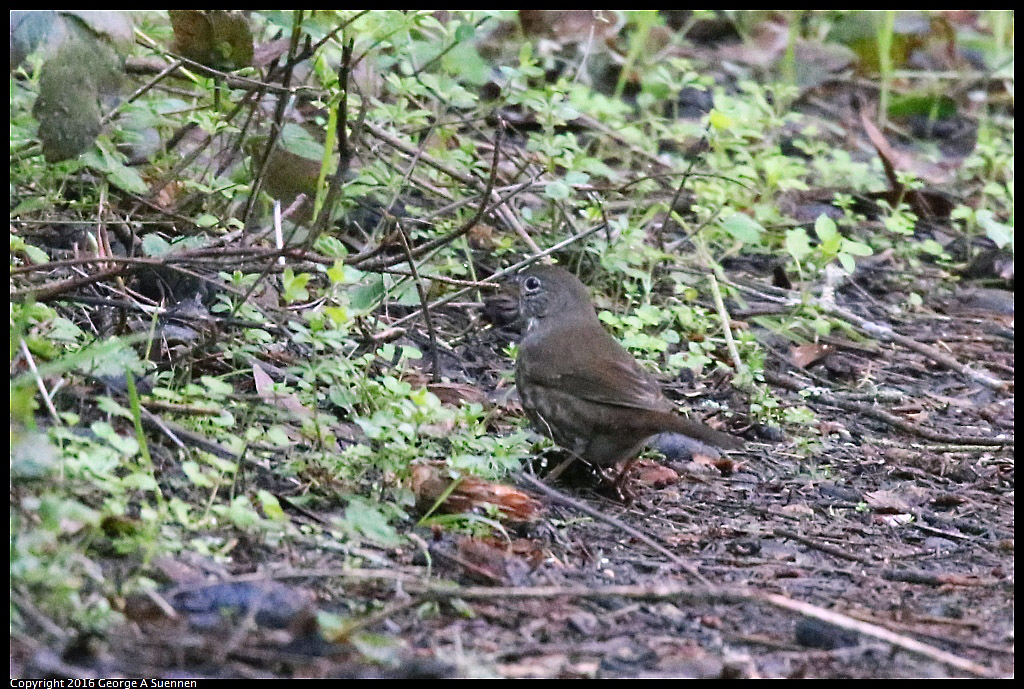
(523, 276, 542, 293)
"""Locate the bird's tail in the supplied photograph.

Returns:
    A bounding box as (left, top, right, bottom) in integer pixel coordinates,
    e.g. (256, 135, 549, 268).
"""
(658, 413, 745, 451)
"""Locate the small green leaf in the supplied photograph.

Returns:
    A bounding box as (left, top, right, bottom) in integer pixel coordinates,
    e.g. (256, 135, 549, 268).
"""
(350, 275, 386, 313)
(201, 376, 233, 397)
(342, 498, 403, 548)
(324, 306, 351, 327)
(141, 234, 171, 257)
(96, 396, 133, 419)
(814, 214, 838, 243)
(544, 180, 571, 200)
(840, 239, 873, 257)
(819, 232, 842, 257)
(282, 268, 311, 303)
(257, 490, 286, 521)
(350, 632, 406, 665)
(266, 426, 290, 446)
(708, 109, 733, 131)
(327, 260, 361, 285)
(182, 460, 214, 488)
(976, 210, 1013, 250)
(82, 145, 148, 194)
(784, 227, 812, 261)
(454, 22, 475, 42)
(720, 214, 765, 244)
(887, 93, 957, 120)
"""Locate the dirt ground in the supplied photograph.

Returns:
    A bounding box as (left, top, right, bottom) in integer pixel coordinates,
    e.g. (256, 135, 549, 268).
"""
(10, 11, 1013, 680)
(14, 255, 1012, 680)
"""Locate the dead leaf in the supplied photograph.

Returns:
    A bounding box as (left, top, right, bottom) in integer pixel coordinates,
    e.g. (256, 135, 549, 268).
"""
(251, 38, 290, 69)
(411, 463, 543, 522)
(519, 10, 618, 43)
(780, 503, 815, 518)
(864, 489, 913, 513)
(878, 513, 914, 527)
(630, 459, 679, 487)
(454, 536, 533, 585)
(428, 382, 488, 407)
(688, 451, 739, 476)
(252, 362, 312, 418)
(931, 493, 967, 508)
(860, 107, 958, 218)
(718, 18, 788, 68)
(467, 223, 497, 250)
(790, 343, 836, 368)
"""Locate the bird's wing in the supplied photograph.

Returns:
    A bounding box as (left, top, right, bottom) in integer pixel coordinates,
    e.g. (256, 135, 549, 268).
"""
(521, 328, 673, 412)
(555, 355, 674, 411)
(533, 355, 744, 449)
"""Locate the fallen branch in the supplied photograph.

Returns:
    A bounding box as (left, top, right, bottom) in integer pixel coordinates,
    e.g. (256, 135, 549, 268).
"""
(403, 581, 994, 678)
(825, 302, 1009, 392)
(519, 473, 709, 585)
(765, 370, 1012, 447)
(774, 527, 873, 565)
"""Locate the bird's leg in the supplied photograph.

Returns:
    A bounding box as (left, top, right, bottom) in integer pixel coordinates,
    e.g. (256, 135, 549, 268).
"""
(610, 456, 634, 495)
(543, 452, 582, 483)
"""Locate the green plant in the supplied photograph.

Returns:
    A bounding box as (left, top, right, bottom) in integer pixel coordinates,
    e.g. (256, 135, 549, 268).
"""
(785, 214, 874, 277)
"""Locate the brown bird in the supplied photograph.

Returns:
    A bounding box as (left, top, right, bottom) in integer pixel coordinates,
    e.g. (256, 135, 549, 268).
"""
(512, 264, 743, 484)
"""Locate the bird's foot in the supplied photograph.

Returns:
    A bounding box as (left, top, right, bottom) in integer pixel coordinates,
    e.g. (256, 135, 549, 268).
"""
(592, 458, 639, 503)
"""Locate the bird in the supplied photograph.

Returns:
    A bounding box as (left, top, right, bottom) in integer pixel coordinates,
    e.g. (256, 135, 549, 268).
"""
(511, 264, 743, 486)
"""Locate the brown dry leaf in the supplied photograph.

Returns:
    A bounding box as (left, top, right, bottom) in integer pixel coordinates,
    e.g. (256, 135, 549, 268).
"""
(898, 408, 930, 424)
(874, 486, 932, 510)
(420, 418, 457, 437)
(931, 493, 967, 508)
(428, 382, 488, 407)
(151, 180, 186, 211)
(630, 459, 679, 488)
(790, 343, 835, 369)
(252, 362, 312, 418)
(150, 555, 218, 585)
(681, 458, 721, 478)
(860, 107, 957, 191)
(402, 371, 488, 410)
(467, 223, 497, 250)
(878, 513, 914, 527)
(400, 369, 430, 387)
(455, 536, 533, 586)
(508, 537, 550, 569)
(780, 503, 815, 519)
(688, 451, 739, 477)
(817, 420, 851, 439)
(661, 532, 701, 547)
(711, 456, 738, 476)
(251, 38, 291, 69)
(718, 18, 788, 68)
(411, 463, 543, 522)
(519, 10, 618, 43)
(864, 489, 914, 513)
